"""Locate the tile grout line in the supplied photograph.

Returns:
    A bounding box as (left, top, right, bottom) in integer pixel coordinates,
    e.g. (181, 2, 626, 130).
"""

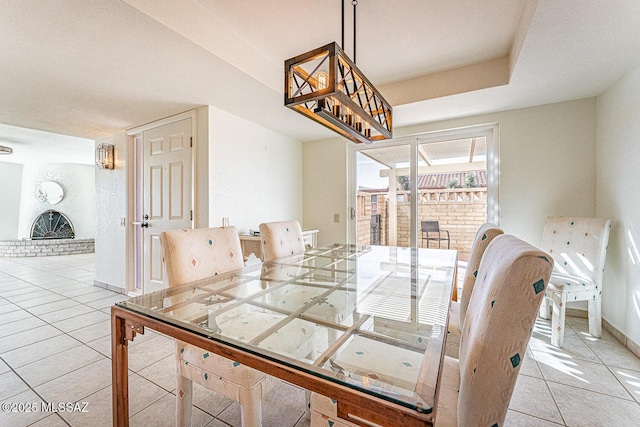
(534, 349, 568, 426)
(569, 318, 640, 403)
(0, 354, 72, 427)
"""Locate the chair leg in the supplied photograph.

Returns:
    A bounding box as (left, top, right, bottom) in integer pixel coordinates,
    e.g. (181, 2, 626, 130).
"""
(305, 389, 312, 420)
(539, 297, 551, 319)
(176, 374, 193, 427)
(588, 297, 602, 338)
(551, 292, 567, 348)
(238, 385, 263, 427)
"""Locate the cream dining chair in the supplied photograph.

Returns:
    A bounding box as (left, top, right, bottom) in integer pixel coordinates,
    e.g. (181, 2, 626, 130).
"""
(436, 234, 553, 426)
(160, 226, 274, 427)
(309, 235, 553, 427)
(538, 216, 612, 347)
(259, 220, 306, 261)
(445, 222, 503, 358)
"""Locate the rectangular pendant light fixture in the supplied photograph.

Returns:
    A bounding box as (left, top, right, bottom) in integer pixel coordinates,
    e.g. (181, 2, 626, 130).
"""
(285, 42, 392, 144)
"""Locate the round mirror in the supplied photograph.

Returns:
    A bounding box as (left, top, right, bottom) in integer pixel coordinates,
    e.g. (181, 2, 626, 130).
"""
(36, 181, 64, 205)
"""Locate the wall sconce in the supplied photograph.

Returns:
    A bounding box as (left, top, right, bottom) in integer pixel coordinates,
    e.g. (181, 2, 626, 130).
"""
(96, 143, 114, 170)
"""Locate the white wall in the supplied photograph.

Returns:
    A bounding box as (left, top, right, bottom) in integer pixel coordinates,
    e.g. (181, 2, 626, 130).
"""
(16, 163, 95, 239)
(94, 133, 128, 291)
(208, 107, 303, 233)
(303, 138, 348, 246)
(304, 98, 597, 246)
(596, 59, 640, 346)
(0, 163, 23, 240)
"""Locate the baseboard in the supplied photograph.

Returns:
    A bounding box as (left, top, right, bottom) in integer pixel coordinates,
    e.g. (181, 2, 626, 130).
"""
(93, 279, 126, 294)
(567, 308, 640, 359)
(602, 317, 640, 359)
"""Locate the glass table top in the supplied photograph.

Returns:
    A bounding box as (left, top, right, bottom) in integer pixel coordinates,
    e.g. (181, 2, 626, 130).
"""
(116, 244, 457, 413)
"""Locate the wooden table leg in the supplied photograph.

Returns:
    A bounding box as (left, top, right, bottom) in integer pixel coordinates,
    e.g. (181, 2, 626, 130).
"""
(452, 265, 458, 302)
(111, 308, 129, 427)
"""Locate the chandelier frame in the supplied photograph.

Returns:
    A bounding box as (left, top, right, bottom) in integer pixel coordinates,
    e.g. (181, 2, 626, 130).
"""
(285, 42, 392, 144)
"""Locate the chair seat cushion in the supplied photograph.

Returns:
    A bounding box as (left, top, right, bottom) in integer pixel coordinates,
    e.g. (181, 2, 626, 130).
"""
(435, 356, 460, 427)
(309, 393, 381, 427)
(310, 392, 339, 418)
(545, 272, 600, 300)
(176, 312, 316, 389)
(325, 335, 425, 394)
(214, 309, 316, 358)
(177, 341, 267, 388)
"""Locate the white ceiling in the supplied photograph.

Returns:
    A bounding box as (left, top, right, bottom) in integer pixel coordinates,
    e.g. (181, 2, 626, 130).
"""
(1, 0, 640, 162)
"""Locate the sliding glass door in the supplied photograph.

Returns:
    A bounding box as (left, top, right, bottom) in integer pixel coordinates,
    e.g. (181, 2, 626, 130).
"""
(348, 125, 499, 257)
(352, 142, 413, 247)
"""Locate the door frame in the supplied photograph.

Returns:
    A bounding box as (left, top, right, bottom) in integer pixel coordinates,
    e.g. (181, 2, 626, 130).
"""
(347, 123, 500, 247)
(125, 110, 198, 295)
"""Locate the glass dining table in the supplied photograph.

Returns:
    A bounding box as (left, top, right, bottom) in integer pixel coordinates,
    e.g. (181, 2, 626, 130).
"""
(111, 244, 457, 426)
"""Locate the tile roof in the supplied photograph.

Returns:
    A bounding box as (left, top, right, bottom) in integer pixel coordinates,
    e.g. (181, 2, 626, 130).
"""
(417, 170, 486, 189)
(359, 170, 487, 192)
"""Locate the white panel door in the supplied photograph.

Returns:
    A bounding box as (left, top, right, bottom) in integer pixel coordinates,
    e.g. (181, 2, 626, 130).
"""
(142, 118, 192, 293)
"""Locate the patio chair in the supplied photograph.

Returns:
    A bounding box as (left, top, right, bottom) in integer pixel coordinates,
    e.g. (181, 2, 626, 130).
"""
(160, 226, 274, 427)
(421, 220, 450, 249)
(538, 216, 611, 347)
(445, 222, 503, 358)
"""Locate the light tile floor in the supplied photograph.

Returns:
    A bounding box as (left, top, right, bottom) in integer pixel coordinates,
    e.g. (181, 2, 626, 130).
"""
(1, 254, 639, 426)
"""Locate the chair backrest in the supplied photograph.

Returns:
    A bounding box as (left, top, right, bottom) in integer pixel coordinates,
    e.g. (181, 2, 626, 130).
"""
(457, 234, 553, 426)
(458, 223, 504, 328)
(159, 226, 244, 287)
(421, 220, 439, 233)
(259, 220, 305, 262)
(540, 216, 611, 285)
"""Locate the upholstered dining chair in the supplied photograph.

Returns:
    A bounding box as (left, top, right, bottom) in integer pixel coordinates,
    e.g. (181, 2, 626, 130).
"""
(435, 234, 553, 426)
(538, 216, 611, 347)
(259, 220, 306, 261)
(445, 222, 503, 358)
(309, 234, 553, 427)
(160, 226, 273, 427)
